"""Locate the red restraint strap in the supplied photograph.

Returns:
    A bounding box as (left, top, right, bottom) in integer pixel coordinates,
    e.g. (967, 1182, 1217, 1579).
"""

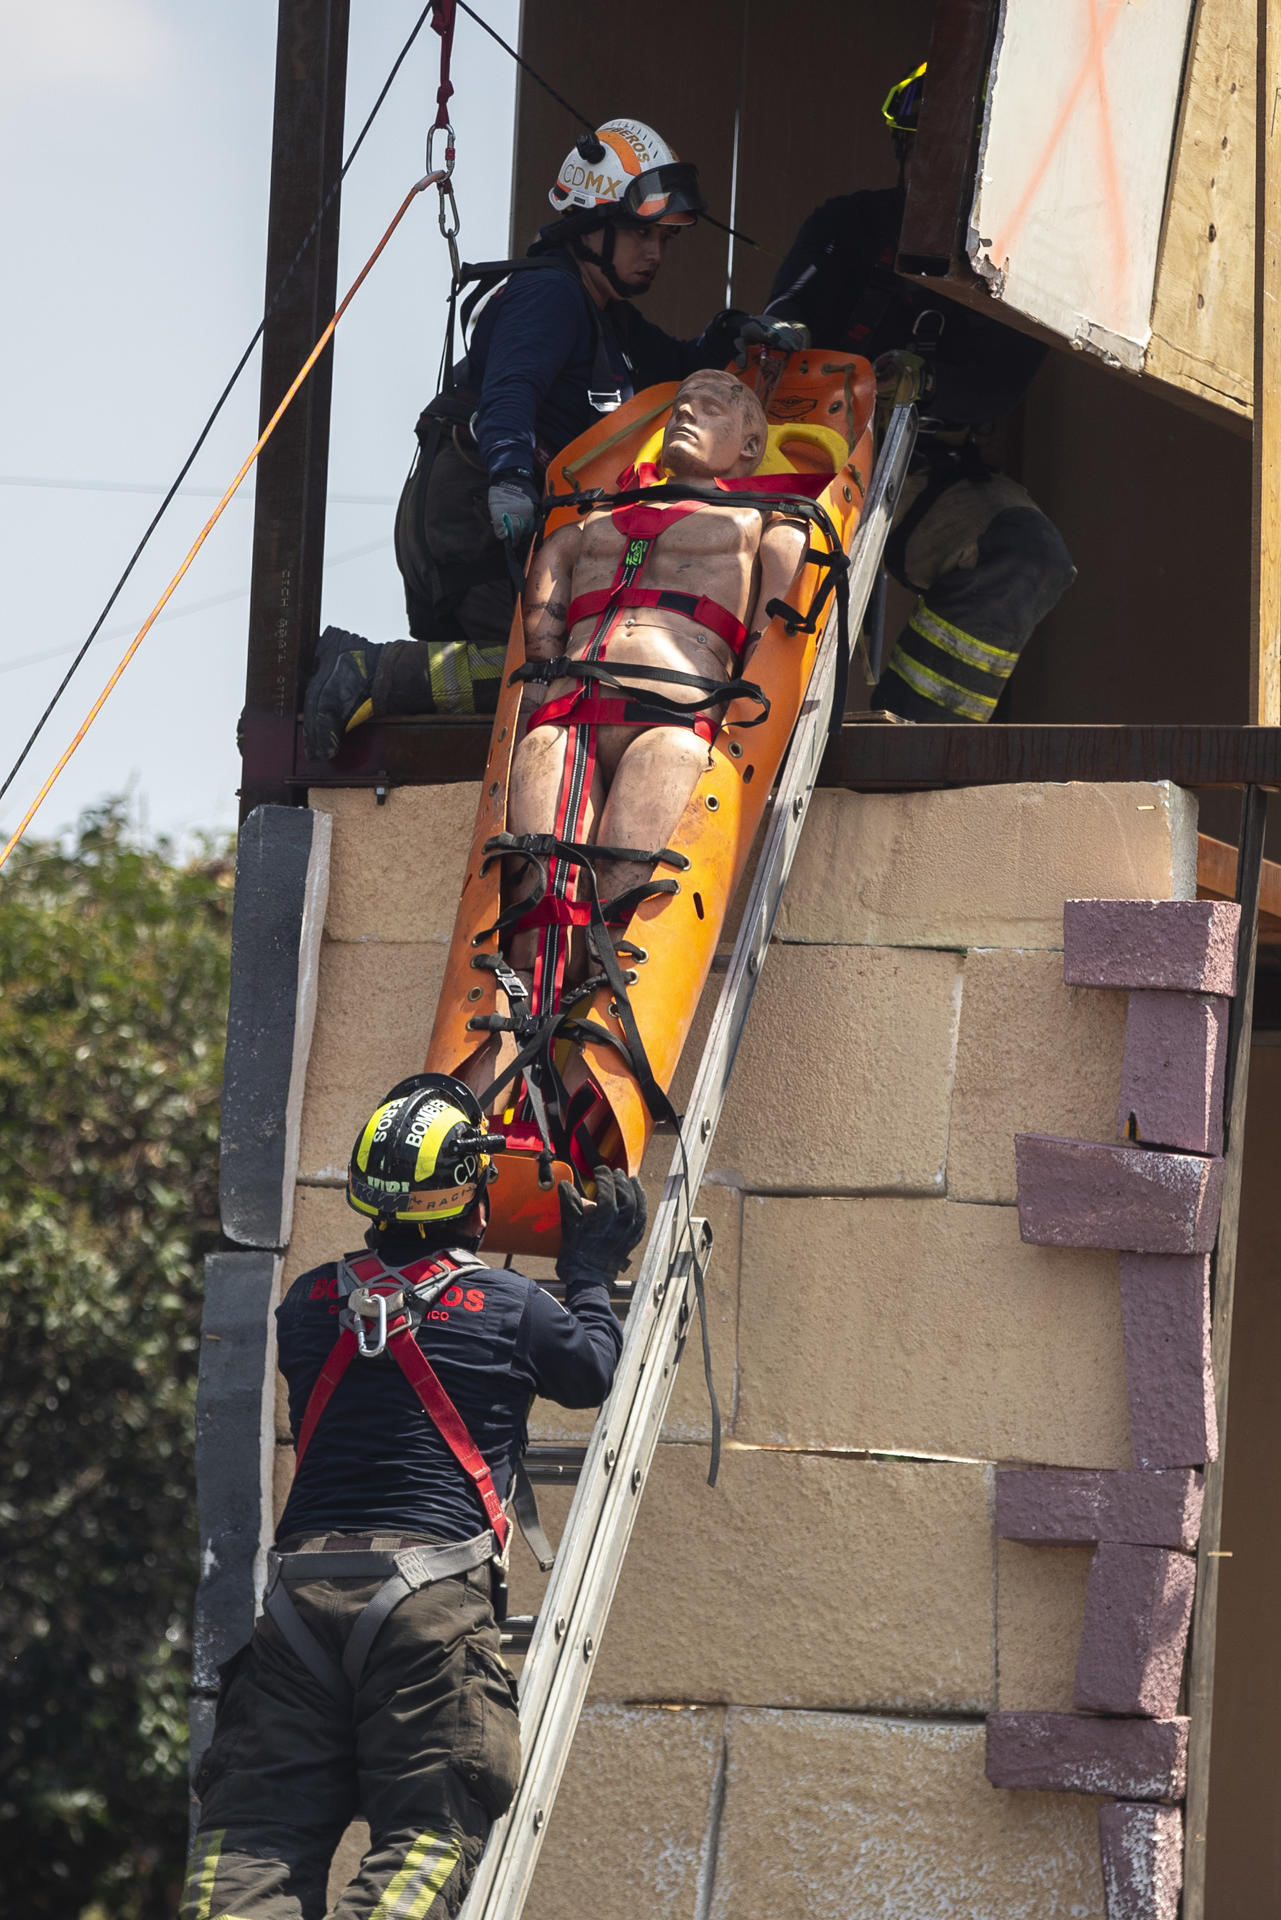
(565, 585, 749, 656)
(526, 691, 717, 744)
(293, 1252, 510, 1554)
(621, 458, 833, 500)
(513, 895, 595, 932)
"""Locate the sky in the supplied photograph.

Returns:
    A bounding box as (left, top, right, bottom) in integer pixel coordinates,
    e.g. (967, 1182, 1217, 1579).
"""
(0, 0, 520, 850)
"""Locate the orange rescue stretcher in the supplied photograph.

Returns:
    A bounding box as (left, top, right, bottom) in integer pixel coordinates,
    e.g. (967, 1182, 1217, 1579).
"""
(424, 352, 875, 1255)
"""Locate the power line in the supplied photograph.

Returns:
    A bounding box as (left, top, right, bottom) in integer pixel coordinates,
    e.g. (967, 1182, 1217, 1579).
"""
(455, 0, 759, 249)
(0, 540, 391, 680)
(456, 1, 595, 134)
(0, 1, 436, 812)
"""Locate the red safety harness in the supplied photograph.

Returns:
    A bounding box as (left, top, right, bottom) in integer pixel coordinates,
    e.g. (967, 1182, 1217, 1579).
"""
(295, 1249, 510, 1555)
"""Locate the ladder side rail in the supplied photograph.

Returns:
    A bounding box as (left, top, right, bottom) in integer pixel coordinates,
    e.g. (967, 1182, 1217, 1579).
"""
(463, 403, 918, 1920)
(489, 398, 918, 1755)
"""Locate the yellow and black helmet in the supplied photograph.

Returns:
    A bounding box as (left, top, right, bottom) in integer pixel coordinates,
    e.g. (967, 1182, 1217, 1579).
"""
(347, 1073, 501, 1228)
(882, 60, 927, 136)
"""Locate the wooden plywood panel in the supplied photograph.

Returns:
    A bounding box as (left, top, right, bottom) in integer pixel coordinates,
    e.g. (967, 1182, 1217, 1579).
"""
(730, 0, 936, 315)
(1148, 0, 1255, 417)
(513, 0, 741, 341)
(969, 0, 1196, 371)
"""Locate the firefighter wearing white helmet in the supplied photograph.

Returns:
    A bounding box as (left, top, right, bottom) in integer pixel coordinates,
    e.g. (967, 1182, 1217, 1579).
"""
(182, 1070, 644, 1920)
(302, 116, 799, 758)
(542, 119, 705, 302)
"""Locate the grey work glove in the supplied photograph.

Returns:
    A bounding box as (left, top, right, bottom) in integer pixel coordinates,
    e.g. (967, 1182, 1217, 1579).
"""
(487, 470, 541, 544)
(734, 314, 810, 366)
(556, 1165, 648, 1288)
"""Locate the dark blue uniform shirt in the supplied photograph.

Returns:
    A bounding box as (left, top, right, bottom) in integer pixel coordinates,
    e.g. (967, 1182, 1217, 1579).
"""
(464, 253, 743, 479)
(274, 1252, 622, 1544)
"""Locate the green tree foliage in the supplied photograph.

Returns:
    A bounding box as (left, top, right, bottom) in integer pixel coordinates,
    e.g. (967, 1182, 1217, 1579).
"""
(0, 802, 233, 1918)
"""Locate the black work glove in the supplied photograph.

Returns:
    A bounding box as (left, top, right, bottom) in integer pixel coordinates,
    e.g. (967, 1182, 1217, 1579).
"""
(556, 1165, 648, 1288)
(487, 469, 541, 544)
(734, 313, 810, 366)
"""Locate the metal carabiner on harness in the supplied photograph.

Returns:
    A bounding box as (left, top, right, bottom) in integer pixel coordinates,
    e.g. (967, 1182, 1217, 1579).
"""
(348, 1285, 404, 1359)
(427, 120, 455, 179)
(428, 123, 462, 282)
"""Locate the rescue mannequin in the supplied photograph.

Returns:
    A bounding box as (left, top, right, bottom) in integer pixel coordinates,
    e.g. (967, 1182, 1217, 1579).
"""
(503, 368, 808, 986)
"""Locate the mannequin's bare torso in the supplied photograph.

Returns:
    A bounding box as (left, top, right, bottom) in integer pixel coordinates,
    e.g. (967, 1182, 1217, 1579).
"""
(509, 501, 804, 950)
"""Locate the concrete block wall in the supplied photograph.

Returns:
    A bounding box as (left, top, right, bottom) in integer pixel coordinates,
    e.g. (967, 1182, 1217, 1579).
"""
(270, 777, 1196, 1916)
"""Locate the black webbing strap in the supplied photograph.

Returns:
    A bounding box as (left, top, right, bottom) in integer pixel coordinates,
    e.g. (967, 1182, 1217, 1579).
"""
(264, 1574, 349, 1703)
(264, 1531, 497, 1705)
(475, 829, 688, 945)
(511, 1459, 556, 1572)
(338, 1533, 495, 1688)
(448, 254, 622, 411)
(512, 653, 772, 728)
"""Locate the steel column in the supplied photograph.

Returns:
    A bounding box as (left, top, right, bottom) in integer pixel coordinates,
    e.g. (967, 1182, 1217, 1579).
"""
(239, 0, 351, 819)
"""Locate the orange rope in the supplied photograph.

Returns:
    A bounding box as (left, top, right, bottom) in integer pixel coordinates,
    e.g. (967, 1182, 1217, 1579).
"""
(0, 173, 443, 875)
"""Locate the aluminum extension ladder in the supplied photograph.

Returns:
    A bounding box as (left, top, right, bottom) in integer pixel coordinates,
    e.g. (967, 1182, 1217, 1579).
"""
(462, 402, 919, 1920)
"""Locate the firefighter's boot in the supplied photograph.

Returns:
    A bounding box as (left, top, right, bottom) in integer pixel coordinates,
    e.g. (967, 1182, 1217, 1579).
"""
(303, 626, 383, 761)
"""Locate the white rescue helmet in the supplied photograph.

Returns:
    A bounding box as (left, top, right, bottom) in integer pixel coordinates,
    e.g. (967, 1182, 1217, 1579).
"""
(549, 119, 703, 229)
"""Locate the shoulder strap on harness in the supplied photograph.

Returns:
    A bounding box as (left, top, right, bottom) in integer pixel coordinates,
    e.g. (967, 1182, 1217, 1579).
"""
(449, 253, 626, 413)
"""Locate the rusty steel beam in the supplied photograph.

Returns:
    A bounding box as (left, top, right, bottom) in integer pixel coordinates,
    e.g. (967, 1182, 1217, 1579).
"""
(239, 0, 350, 820)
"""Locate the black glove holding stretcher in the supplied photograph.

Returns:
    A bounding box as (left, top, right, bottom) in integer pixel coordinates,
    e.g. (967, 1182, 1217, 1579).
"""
(556, 1165, 649, 1290)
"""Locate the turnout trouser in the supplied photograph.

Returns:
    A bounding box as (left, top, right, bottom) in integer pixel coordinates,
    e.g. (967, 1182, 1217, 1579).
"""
(874, 472, 1076, 722)
(181, 1535, 521, 1920)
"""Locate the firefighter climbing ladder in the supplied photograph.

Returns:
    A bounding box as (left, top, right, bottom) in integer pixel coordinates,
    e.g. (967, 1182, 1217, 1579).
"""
(461, 400, 918, 1920)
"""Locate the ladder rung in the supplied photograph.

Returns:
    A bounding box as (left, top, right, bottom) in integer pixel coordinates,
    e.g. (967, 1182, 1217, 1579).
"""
(539, 1278, 633, 1306)
(500, 1613, 537, 1654)
(522, 1446, 586, 1483)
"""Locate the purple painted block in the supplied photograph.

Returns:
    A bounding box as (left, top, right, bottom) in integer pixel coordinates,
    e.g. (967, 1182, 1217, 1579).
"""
(1063, 899, 1240, 994)
(1073, 1545, 1197, 1718)
(1015, 1134, 1224, 1254)
(985, 1712, 1188, 1799)
(1099, 1802, 1182, 1920)
(1118, 991, 1229, 1154)
(1120, 1254, 1218, 1468)
(996, 1469, 1203, 1550)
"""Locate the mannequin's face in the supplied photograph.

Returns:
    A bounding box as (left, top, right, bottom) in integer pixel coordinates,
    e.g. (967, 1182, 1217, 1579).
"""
(661, 374, 765, 480)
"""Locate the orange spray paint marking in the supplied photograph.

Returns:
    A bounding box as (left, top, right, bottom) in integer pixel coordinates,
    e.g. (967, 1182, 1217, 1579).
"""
(989, 0, 1129, 279)
(1084, 0, 1131, 309)
(0, 174, 444, 876)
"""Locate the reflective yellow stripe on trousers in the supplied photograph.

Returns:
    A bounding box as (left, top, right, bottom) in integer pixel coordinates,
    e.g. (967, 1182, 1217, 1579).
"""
(426, 641, 503, 714)
(885, 597, 1021, 720)
(892, 650, 996, 721)
(181, 1828, 224, 1920)
(370, 1830, 461, 1920)
(909, 601, 1018, 672)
